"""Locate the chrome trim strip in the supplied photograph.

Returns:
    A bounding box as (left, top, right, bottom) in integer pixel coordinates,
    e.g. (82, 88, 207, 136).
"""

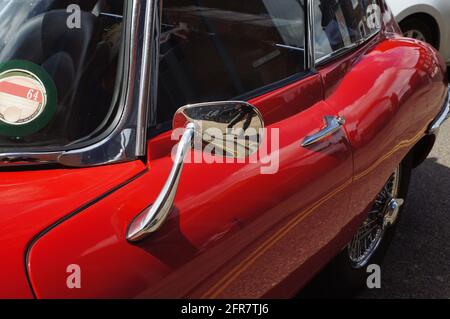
(315, 31, 380, 66)
(147, 0, 161, 130)
(306, 0, 315, 70)
(429, 87, 450, 134)
(127, 123, 195, 242)
(59, 0, 141, 166)
(135, 0, 156, 156)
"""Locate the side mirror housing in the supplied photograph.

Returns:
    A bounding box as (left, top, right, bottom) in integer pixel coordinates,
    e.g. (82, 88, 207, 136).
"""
(127, 101, 264, 242)
(173, 101, 264, 158)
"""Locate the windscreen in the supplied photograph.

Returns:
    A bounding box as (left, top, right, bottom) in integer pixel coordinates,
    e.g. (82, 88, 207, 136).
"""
(0, 0, 124, 150)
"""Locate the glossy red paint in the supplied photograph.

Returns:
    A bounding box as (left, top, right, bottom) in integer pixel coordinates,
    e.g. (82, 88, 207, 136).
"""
(2, 3, 447, 299)
(26, 73, 357, 298)
(0, 161, 145, 298)
(320, 35, 447, 224)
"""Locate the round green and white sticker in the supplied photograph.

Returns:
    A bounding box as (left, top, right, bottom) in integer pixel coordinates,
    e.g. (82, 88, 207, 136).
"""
(0, 60, 56, 136)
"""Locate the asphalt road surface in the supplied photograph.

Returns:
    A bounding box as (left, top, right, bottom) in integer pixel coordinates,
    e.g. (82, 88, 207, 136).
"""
(299, 113, 450, 299)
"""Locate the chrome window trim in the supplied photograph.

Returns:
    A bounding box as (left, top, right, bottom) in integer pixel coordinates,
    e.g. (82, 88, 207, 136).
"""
(145, 0, 160, 132)
(0, 0, 151, 167)
(135, 0, 158, 156)
(311, 0, 382, 67)
(306, 0, 315, 70)
(315, 31, 381, 66)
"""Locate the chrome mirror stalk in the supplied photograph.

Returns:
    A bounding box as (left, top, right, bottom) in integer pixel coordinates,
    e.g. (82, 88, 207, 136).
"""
(127, 123, 195, 242)
(127, 101, 264, 242)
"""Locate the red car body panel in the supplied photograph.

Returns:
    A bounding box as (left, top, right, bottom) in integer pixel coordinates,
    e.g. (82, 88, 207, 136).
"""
(26, 74, 358, 298)
(0, 162, 146, 298)
(25, 33, 447, 297)
(321, 36, 447, 226)
(0, 1, 447, 299)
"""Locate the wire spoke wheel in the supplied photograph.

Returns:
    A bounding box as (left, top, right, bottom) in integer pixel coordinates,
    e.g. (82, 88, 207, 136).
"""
(347, 166, 403, 269)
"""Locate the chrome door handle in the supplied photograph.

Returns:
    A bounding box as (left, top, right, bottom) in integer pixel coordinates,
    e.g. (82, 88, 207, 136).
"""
(301, 116, 345, 147)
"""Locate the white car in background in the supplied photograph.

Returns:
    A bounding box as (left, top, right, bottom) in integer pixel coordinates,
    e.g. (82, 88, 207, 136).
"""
(387, 0, 450, 65)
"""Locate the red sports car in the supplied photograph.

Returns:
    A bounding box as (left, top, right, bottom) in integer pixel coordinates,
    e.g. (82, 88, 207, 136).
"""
(0, 0, 448, 298)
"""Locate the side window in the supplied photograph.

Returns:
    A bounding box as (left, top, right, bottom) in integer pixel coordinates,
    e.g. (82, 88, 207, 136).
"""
(156, 0, 306, 126)
(313, 0, 381, 62)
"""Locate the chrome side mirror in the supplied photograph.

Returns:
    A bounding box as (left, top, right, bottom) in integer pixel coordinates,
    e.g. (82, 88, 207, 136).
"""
(127, 101, 264, 242)
(173, 101, 264, 158)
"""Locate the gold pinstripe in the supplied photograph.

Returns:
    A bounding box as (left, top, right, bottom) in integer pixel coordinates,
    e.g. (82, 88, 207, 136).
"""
(201, 127, 427, 298)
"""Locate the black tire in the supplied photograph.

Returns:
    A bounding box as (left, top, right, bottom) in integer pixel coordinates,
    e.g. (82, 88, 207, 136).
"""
(298, 157, 413, 298)
(400, 16, 439, 49)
